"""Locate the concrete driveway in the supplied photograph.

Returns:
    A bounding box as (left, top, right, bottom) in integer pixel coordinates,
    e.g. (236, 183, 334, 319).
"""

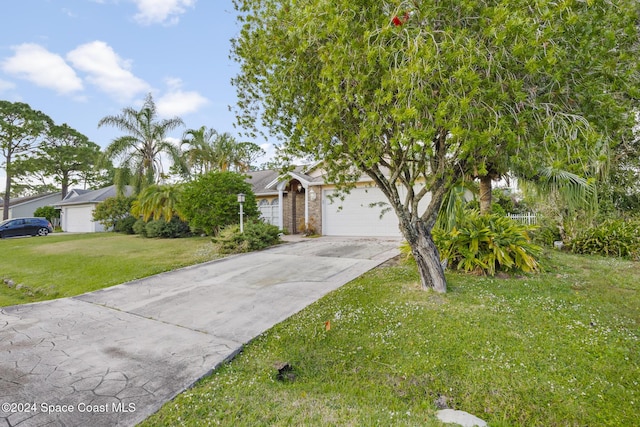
(0, 237, 400, 427)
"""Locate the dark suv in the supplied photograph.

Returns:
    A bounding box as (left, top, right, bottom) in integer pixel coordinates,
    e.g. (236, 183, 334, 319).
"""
(0, 217, 53, 239)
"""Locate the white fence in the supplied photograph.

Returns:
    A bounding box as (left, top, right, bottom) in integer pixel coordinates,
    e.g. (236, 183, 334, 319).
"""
(507, 212, 538, 225)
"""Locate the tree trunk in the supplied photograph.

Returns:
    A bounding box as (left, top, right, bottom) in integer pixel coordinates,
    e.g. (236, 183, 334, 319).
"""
(479, 175, 493, 215)
(3, 154, 11, 220)
(404, 219, 446, 293)
(61, 172, 69, 199)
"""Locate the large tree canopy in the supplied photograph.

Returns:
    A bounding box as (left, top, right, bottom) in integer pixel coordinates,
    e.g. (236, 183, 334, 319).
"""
(232, 0, 639, 292)
(0, 101, 52, 219)
(13, 123, 101, 199)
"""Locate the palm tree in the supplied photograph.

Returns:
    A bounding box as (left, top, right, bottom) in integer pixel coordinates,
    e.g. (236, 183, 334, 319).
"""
(98, 93, 186, 194)
(181, 127, 265, 176)
(131, 184, 184, 222)
(181, 126, 220, 175)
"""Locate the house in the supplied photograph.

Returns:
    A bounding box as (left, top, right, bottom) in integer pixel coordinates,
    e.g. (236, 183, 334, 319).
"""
(247, 164, 431, 237)
(0, 192, 62, 220)
(56, 185, 133, 233)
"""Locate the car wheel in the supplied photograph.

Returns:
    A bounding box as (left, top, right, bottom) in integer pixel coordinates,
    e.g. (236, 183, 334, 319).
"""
(37, 227, 49, 236)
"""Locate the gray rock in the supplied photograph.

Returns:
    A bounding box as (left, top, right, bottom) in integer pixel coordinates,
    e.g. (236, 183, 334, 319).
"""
(436, 409, 487, 427)
(5, 279, 15, 288)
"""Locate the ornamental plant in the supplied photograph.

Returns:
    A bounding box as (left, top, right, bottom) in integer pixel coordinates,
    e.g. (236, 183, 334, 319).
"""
(569, 218, 640, 260)
(432, 211, 543, 276)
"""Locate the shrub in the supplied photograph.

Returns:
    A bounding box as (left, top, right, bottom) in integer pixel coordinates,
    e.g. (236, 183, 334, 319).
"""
(133, 218, 147, 236)
(155, 217, 191, 238)
(530, 216, 562, 247)
(114, 215, 137, 234)
(212, 220, 281, 254)
(92, 195, 135, 230)
(433, 211, 543, 276)
(33, 205, 59, 222)
(145, 220, 165, 238)
(178, 171, 259, 235)
(569, 219, 640, 260)
(298, 216, 319, 236)
(135, 217, 192, 238)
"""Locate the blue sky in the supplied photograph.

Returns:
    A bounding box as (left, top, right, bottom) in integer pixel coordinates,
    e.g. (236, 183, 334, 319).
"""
(1, 0, 273, 191)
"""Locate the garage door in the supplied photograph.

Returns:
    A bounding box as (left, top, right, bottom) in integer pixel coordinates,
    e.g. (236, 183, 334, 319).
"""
(63, 205, 101, 233)
(323, 187, 402, 237)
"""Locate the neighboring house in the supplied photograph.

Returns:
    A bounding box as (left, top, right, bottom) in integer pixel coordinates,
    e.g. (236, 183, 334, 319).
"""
(56, 185, 133, 233)
(247, 164, 430, 237)
(0, 192, 63, 220)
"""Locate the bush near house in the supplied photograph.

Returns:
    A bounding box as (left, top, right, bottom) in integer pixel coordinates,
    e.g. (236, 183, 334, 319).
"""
(569, 218, 640, 260)
(114, 215, 137, 234)
(426, 211, 542, 276)
(33, 206, 60, 223)
(92, 196, 135, 230)
(178, 171, 259, 235)
(212, 220, 281, 254)
(133, 217, 192, 238)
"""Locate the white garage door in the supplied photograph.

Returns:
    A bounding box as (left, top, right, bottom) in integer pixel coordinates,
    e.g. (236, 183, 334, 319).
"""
(63, 205, 102, 233)
(323, 187, 402, 237)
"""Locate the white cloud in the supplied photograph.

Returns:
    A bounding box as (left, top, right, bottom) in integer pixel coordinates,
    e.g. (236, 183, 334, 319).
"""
(156, 78, 208, 117)
(2, 43, 83, 95)
(0, 79, 15, 92)
(131, 0, 196, 26)
(66, 41, 150, 102)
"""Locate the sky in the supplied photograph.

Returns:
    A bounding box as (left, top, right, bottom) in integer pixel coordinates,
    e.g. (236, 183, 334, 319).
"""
(0, 0, 274, 192)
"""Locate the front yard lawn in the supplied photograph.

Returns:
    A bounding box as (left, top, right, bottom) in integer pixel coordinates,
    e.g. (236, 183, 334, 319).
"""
(141, 251, 640, 426)
(0, 233, 220, 307)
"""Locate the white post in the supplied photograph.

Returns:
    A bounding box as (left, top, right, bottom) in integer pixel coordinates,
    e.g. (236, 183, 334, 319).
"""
(237, 193, 245, 233)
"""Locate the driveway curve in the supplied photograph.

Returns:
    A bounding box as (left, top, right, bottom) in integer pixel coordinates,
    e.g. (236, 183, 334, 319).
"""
(0, 237, 400, 427)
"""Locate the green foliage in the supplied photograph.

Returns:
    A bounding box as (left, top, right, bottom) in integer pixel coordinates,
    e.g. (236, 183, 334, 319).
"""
(145, 217, 192, 239)
(181, 126, 265, 175)
(98, 93, 187, 194)
(212, 220, 281, 254)
(132, 217, 191, 238)
(12, 123, 101, 198)
(232, 0, 639, 291)
(33, 206, 60, 222)
(133, 218, 147, 237)
(178, 171, 259, 235)
(92, 195, 135, 230)
(114, 215, 137, 234)
(569, 219, 640, 261)
(131, 184, 184, 222)
(0, 100, 53, 219)
(530, 215, 562, 247)
(433, 211, 543, 276)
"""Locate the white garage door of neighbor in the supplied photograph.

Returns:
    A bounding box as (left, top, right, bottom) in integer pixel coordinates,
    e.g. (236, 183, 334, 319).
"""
(323, 187, 402, 237)
(64, 205, 98, 233)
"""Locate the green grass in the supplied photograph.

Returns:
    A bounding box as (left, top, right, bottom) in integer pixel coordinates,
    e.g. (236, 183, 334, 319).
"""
(0, 233, 220, 307)
(141, 251, 640, 426)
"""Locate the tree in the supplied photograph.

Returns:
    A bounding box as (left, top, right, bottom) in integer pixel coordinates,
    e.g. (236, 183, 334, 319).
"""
(232, 0, 639, 292)
(131, 184, 184, 222)
(92, 195, 135, 231)
(181, 126, 265, 175)
(33, 205, 60, 223)
(178, 171, 258, 235)
(98, 93, 187, 194)
(12, 124, 101, 199)
(0, 101, 52, 219)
